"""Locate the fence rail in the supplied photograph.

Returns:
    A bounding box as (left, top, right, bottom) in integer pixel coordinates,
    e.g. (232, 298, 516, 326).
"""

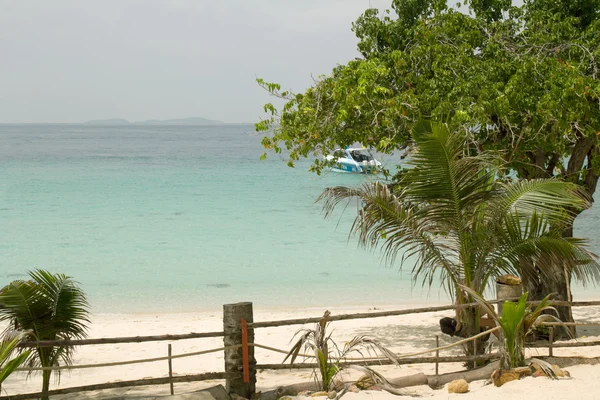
(18, 331, 225, 348)
(248, 300, 600, 329)
(256, 353, 500, 370)
(0, 372, 229, 400)
(4, 300, 600, 399)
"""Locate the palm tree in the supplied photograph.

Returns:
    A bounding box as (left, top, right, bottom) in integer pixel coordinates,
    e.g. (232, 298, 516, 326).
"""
(0, 269, 90, 399)
(318, 121, 599, 358)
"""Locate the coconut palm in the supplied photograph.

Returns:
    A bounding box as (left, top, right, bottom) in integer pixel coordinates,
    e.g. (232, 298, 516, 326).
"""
(0, 330, 31, 393)
(0, 270, 90, 399)
(462, 287, 564, 369)
(318, 121, 599, 358)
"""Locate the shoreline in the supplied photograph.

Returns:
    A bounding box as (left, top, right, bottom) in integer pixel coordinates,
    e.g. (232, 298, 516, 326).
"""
(87, 287, 600, 317)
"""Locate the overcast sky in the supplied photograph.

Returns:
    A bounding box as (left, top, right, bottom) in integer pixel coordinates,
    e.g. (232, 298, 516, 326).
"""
(0, 0, 394, 123)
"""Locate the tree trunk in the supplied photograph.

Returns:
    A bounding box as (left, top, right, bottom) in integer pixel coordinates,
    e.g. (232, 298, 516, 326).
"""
(521, 256, 575, 339)
(41, 369, 51, 400)
(458, 306, 487, 368)
(522, 140, 599, 339)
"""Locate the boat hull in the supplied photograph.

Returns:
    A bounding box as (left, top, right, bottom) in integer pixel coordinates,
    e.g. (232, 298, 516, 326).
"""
(329, 162, 379, 174)
(326, 154, 380, 174)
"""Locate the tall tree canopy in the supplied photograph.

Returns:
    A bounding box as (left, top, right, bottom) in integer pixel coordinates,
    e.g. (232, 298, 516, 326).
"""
(256, 0, 600, 326)
(257, 0, 600, 186)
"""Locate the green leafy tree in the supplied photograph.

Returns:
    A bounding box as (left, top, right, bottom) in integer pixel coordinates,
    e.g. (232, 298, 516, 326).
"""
(0, 270, 90, 400)
(317, 121, 599, 361)
(256, 0, 600, 328)
(0, 331, 31, 393)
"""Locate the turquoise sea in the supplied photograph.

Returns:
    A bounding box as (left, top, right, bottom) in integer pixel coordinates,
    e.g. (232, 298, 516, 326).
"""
(1, 124, 599, 313)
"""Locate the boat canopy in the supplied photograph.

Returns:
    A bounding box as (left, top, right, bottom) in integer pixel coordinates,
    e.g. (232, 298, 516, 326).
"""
(348, 149, 374, 162)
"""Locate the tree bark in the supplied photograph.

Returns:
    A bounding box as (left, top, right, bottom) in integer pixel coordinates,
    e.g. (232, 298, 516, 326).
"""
(584, 146, 600, 197)
(458, 306, 488, 368)
(522, 140, 598, 339)
(522, 261, 575, 339)
(41, 369, 51, 400)
(223, 302, 256, 398)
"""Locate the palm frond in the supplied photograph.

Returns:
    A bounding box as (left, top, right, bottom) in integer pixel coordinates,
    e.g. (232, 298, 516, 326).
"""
(348, 365, 414, 396)
(318, 180, 465, 298)
(0, 331, 31, 385)
(283, 328, 316, 364)
(529, 358, 558, 380)
(489, 179, 590, 224)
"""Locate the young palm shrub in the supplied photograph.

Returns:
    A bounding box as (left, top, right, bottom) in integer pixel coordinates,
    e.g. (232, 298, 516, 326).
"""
(318, 120, 599, 362)
(463, 287, 563, 369)
(283, 311, 400, 391)
(0, 270, 90, 400)
(0, 331, 31, 392)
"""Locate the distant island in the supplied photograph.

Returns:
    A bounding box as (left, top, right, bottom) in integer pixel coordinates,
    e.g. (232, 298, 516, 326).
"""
(84, 118, 130, 125)
(85, 117, 224, 125)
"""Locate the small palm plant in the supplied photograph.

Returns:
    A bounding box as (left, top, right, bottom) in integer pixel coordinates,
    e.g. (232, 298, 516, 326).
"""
(284, 311, 400, 391)
(463, 287, 563, 369)
(0, 269, 90, 400)
(0, 331, 31, 392)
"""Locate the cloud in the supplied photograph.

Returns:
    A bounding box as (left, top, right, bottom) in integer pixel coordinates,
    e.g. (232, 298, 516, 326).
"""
(0, 0, 393, 123)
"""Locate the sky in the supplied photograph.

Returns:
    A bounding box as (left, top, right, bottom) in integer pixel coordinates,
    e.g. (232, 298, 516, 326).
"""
(0, 0, 394, 123)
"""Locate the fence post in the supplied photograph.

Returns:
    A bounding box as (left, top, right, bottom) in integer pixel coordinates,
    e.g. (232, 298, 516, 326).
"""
(549, 327, 554, 357)
(168, 344, 174, 395)
(473, 337, 477, 369)
(223, 302, 256, 398)
(435, 336, 439, 376)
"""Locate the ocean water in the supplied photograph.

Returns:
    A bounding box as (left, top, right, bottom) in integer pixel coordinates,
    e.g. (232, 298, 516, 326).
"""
(1, 124, 598, 313)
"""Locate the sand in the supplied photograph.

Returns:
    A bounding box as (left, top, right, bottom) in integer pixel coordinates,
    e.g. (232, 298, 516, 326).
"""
(2, 304, 600, 399)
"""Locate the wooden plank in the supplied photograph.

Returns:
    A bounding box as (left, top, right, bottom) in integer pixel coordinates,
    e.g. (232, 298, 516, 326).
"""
(18, 331, 225, 348)
(0, 372, 228, 400)
(541, 322, 600, 327)
(249, 304, 465, 328)
(529, 340, 600, 348)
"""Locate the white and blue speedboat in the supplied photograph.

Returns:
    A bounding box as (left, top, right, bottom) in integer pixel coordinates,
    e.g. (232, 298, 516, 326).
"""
(325, 148, 382, 174)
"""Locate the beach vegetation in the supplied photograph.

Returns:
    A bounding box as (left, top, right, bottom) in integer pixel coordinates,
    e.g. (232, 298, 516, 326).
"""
(284, 310, 400, 391)
(0, 269, 90, 400)
(256, 0, 600, 328)
(317, 121, 599, 363)
(0, 331, 31, 393)
(462, 287, 565, 370)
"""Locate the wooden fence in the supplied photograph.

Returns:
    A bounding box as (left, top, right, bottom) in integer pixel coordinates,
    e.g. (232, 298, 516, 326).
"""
(2, 300, 600, 400)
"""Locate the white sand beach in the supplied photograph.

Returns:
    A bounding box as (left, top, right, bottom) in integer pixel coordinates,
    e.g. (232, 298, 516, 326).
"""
(3, 304, 600, 399)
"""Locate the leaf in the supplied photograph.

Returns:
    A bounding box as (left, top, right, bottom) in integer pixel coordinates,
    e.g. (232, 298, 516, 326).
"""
(0, 350, 30, 384)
